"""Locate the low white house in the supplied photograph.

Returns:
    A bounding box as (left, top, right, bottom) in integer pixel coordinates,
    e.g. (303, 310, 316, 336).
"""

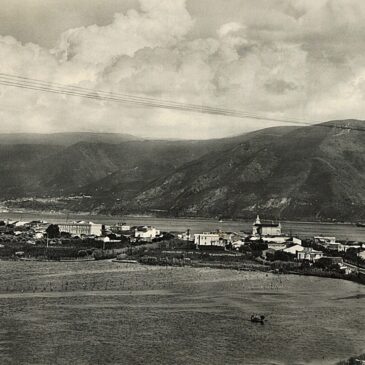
(134, 226, 160, 240)
(111, 222, 131, 233)
(194, 233, 220, 246)
(194, 233, 225, 248)
(262, 236, 290, 244)
(268, 243, 287, 251)
(314, 236, 336, 245)
(177, 230, 193, 241)
(232, 240, 245, 249)
(283, 244, 304, 255)
(296, 247, 324, 262)
(96, 236, 110, 243)
(291, 237, 302, 245)
(34, 232, 44, 239)
(13, 221, 30, 227)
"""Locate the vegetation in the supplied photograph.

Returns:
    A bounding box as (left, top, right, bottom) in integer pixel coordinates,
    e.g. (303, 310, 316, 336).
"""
(337, 353, 365, 365)
(1, 121, 365, 221)
(46, 224, 60, 238)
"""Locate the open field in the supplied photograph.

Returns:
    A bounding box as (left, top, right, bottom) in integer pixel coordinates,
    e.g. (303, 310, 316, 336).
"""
(0, 261, 364, 365)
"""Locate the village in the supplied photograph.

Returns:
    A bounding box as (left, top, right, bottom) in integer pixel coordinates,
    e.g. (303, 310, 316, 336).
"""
(0, 215, 364, 282)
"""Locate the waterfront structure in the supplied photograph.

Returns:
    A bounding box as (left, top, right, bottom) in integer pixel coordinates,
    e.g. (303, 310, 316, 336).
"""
(296, 247, 324, 262)
(58, 221, 103, 236)
(252, 215, 282, 236)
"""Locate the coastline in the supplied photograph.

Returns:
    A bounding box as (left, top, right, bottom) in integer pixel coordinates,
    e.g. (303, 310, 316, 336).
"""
(0, 208, 361, 226)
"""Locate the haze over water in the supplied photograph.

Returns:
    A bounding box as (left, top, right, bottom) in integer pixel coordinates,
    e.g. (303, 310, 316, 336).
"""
(0, 261, 364, 365)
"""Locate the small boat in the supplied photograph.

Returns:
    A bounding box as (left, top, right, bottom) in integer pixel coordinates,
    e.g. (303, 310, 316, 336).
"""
(250, 314, 265, 324)
(356, 222, 365, 227)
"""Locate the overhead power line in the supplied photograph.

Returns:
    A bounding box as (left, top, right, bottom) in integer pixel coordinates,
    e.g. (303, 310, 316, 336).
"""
(0, 72, 365, 133)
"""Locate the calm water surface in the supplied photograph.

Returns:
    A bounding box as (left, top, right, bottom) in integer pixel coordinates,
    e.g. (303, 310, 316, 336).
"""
(0, 261, 364, 365)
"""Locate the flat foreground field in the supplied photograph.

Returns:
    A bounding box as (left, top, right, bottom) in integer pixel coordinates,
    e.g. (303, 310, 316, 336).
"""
(0, 261, 364, 365)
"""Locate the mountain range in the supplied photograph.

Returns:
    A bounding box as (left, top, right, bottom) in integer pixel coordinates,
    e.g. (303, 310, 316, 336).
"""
(1, 120, 364, 221)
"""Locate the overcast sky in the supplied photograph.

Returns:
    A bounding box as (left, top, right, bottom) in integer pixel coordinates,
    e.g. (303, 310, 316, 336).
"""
(0, 0, 364, 139)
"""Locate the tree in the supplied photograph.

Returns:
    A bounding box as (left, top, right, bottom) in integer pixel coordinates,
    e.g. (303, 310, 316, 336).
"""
(345, 247, 359, 262)
(46, 224, 60, 239)
(274, 250, 294, 262)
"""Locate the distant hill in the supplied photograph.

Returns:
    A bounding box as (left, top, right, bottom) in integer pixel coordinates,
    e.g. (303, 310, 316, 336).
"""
(0, 122, 364, 221)
(131, 120, 365, 220)
(0, 132, 141, 146)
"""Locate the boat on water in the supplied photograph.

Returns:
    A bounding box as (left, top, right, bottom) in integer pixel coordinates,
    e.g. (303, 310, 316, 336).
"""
(251, 314, 265, 324)
(356, 222, 365, 227)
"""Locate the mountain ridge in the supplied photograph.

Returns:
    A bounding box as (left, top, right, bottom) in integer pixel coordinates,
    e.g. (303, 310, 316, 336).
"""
(0, 121, 364, 221)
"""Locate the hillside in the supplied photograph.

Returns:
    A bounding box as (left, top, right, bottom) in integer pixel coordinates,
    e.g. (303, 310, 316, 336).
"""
(0, 132, 141, 146)
(0, 131, 272, 199)
(129, 120, 365, 220)
(0, 122, 364, 221)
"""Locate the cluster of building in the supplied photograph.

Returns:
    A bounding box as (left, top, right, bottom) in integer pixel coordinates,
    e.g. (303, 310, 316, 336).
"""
(108, 223, 161, 243)
(0, 219, 50, 244)
(1, 215, 364, 271)
(0, 218, 162, 244)
(193, 215, 365, 267)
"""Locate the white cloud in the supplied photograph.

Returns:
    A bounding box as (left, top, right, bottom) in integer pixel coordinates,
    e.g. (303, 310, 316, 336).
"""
(1, 0, 365, 138)
(217, 22, 244, 38)
(53, 0, 193, 66)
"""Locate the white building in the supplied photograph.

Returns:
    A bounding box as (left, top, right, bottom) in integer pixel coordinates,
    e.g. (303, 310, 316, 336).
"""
(296, 247, 324, 262)
(232, 240, 245, 249)
(262, 236, 289, 244)
(34, 232, 44, 239)
(314, 236, 336, 245)
(194, 232, 226, 248)
(110, 222, 131, 233)
(58, 221, 103, 236)
(283, 244, 304, 255)
(268, 243, 287, 251)
(291, 237, 302, 245)
(13, 221, 30, 227)
(177, 230, 193, 241)
(134, 226, 160, 240)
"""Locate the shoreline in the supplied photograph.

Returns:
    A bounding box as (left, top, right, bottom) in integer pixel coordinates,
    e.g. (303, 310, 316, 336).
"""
(0, 208, 360, 226)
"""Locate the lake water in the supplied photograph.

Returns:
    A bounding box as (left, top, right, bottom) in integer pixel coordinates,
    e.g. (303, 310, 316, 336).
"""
(1, 212, 365, 241)
(0, 261, 364, 365)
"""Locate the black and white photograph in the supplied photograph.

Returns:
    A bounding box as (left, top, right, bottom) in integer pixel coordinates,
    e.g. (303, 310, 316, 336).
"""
(0, 1, 364, 364)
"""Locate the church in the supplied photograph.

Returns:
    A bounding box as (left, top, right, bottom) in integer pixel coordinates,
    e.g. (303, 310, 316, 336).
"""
(252, 215, 282, 237)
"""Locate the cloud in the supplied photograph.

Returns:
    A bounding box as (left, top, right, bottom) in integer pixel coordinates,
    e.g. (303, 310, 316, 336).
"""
(54, 0, 193, 66)
(1, 0, 365, 139)
(217, 22, 244, 38)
